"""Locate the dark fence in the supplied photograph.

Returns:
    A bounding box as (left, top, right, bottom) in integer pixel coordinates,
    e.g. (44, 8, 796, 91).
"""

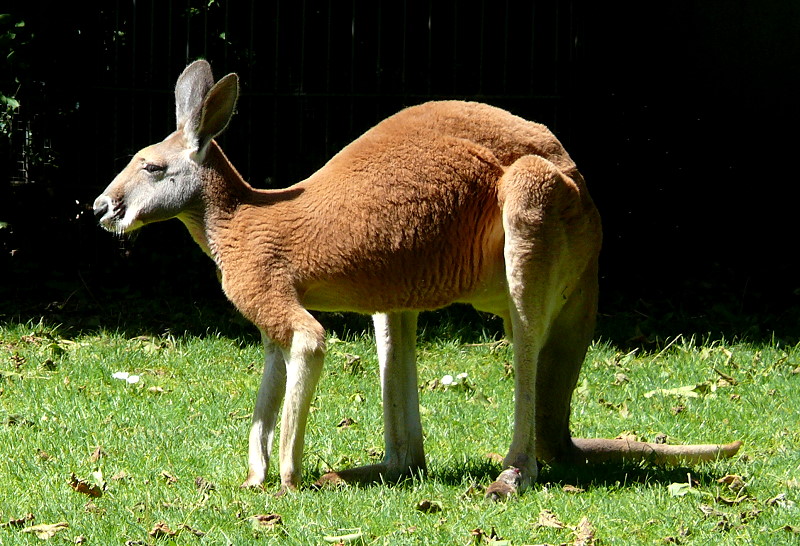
(2, 1, 799, 339)
(5, 0, 578, 195)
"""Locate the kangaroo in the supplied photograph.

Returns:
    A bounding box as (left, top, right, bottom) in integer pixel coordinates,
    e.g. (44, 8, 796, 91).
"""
(94, 60, 741, 498)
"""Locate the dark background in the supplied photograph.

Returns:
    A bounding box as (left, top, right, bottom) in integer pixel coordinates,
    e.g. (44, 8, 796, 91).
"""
(1, 1, 798, 343)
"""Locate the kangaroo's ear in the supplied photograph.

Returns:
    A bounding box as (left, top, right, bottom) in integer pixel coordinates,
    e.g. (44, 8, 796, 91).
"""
(175, 60, 215, 134)
(192, 73, 239, 160)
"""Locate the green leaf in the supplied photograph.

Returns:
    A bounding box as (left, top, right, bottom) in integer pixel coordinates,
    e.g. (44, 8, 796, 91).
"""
(668, 482, 692, 497)
(0, 95, 19, 109)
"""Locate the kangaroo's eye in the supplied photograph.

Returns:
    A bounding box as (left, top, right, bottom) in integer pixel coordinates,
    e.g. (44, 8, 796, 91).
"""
(144, 163, 166, 174)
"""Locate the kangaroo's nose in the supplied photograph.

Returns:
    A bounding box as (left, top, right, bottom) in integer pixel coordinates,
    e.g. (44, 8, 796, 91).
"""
(93, 195, 111, 220)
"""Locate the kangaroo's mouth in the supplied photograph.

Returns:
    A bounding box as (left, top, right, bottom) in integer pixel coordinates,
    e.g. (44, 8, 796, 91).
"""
(93, 195, 130, 233)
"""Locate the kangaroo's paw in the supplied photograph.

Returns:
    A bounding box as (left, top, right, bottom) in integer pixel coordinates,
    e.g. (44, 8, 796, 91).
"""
(240, 469, 266, 489)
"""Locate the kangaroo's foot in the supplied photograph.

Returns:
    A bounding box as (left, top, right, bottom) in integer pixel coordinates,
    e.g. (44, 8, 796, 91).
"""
(314, 462, 425, 489)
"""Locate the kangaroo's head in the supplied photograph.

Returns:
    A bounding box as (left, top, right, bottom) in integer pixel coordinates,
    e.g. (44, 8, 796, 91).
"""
(93, 60, 238, 234)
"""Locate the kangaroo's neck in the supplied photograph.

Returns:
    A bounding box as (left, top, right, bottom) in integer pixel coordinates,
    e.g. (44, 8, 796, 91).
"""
(179, 142, 308, 270)
(179, 141, 254, 262)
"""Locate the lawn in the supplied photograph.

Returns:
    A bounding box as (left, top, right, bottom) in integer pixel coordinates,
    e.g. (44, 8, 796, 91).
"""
(1, 316, 798, 544)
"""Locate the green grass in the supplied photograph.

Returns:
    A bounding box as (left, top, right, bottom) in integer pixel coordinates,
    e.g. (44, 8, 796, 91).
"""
(1, 318, 799, 544)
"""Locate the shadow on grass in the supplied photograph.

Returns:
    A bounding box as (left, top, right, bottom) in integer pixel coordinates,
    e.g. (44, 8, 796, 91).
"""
(4, 279, 796, 351)
(301, 456, 726, 496)
(432, 458, 729, 492)
(537, 460, 725, 490)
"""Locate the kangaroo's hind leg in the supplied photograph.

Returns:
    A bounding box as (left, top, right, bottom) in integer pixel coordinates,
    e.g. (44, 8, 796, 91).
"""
(485, 155, 601, 500)
(533, 257, 599, 464)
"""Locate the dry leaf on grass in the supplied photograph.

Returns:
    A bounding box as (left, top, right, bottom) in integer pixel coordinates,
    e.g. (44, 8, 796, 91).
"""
(470, 527, 500, 539)
(573, 516, 596, 546)
(342, 353, 362, 374)
(614, 431, 639, 442)
(146, 521, 205, 538)
(68, 473, 102, 498)
(37, 449, 54, 461)
(699, 504, 727, 518)
(667, 474, 700, 497)
(484, 452, 505, 464)
(148, 522, 177, 538)
(668, 482, 692, 497)
(598, 398, 631, 418)
(84, 501, 105, 515)
(469, 526, 506, 544)
(1, 513, 34, 528)
(337, 417, 356, 428)
(717, 474, 746, 493)
(767, 493, 797, 509)
(195, 476, 216, 493)
(160, 471, 178, 484)
(88, 446, 106, 462)
(563, 484, 586, 494)
(613, 372, 630, 385)
(110, 470, 130, 481)
(536, 509, 566, 529)
(534, 512, 596, 545)
(251, 514, 283, 529)
(21, 521, 69, 540)
(415, 499, 442, 513)
(179, 524, 206, 537)
(739, 508, 762, 524)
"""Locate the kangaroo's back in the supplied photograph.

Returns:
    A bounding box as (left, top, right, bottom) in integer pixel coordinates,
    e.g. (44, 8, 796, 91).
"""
(324, 101, 576, 176)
